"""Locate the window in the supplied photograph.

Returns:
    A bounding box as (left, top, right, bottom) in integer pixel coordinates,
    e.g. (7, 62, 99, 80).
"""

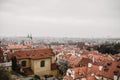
(40, 60, 45, 67)
(79, 72, 83, 76)
(117, 65, 120, 68)
(21, 61, 26, 67)
(68, 72, 71, 76)
(107, 62, 112, 66)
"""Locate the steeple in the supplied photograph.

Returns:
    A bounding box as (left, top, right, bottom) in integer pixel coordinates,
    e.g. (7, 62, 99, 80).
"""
(29, 34, 32, 40)
(27, 34, 32, 40)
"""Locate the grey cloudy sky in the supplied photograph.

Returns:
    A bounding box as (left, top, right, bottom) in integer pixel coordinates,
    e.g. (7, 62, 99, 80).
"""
(0, 0, 120, 38)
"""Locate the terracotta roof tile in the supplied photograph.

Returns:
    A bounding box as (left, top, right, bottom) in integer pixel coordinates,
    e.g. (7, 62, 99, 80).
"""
(63, 75, 73, 80)
(7, 48, 54, 60)
(6, 45, 28, 50)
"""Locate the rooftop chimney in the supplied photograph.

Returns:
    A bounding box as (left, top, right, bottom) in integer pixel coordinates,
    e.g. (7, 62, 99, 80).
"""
(114, 71, 118, 80)
(99, 66, 103, 71)
(92, 56, 95, 63)
(88, 63, 92, 68)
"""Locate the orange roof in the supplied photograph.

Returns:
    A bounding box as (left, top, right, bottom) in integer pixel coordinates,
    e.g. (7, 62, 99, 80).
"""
(73, 67, 87, 79)
(68, 55, 81, 67)
(60, 49, 120, 80)
(86, 75, 97, 80)
(79, 58, 92, 66)
(8, 48, 55, 60)
(65, 67, 87, 79)
(64, 61, 120, 80)
(87, 61, 120, 79)
(63, 75, 73, 80)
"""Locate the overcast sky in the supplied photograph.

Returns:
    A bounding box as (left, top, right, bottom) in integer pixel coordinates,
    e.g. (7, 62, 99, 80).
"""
(0, 0, 120, 38)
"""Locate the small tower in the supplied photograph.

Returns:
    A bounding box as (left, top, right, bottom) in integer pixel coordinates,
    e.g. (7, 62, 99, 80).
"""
(29, 34, 32, 40)
(27, 34, 32, 40)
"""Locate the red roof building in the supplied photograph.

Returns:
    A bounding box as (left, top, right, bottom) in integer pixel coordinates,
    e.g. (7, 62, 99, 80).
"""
(63, 50, 120, 80)
(7, 48, 58, 76)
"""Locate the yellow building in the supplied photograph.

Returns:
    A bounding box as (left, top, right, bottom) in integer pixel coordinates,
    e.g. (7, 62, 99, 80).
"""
(8, 48, 58, 76)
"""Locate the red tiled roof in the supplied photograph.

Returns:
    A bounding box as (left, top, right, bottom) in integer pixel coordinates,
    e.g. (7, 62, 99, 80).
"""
(87, 61, 120, 80)
(79, 58, 92, 66)
(68, 56, 81, 67)
(64, 61, 120, 80)
(7, 48, 55, 60)
(99, 61, 120, 79)
(59, 54, 72, 60)
(63, 75, 73, 80)
(73, 67, 87, 79)
(65, 67, 87, 79)
(86, 75, 97, 80)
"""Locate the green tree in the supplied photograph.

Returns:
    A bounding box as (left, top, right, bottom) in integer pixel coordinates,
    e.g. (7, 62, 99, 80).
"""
(34, 75, 40, 80)
(58, 61, 70, 75)
(11, 56, 17, 71)
(11, 56, 20, 72)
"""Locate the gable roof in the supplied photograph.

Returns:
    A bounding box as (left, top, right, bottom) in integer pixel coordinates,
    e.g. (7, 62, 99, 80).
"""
(8, 48, 55, 60)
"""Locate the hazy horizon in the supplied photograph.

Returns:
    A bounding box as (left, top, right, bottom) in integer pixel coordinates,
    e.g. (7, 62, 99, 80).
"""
(0, 35, 120, 39)
(0, 0, 120, 38)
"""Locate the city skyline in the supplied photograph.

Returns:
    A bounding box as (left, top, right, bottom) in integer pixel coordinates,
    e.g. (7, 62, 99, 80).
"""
(0, 0, 120, 38)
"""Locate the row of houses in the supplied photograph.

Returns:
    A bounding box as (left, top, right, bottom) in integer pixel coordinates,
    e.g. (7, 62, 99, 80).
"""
(55, 48, 120, 80)
(0, 42, 120, 80)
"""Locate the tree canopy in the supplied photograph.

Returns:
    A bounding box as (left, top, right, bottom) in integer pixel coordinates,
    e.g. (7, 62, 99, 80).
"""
(93, 43, 120, 55)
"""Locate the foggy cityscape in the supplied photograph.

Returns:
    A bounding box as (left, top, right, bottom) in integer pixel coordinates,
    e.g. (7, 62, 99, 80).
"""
(0, 0, 120, 80)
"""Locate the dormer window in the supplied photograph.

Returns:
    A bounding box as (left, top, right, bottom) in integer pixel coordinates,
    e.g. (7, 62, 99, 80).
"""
(117, 58, 120, 62)
(117, 64, 120, 68)
(114, 71, 118, 75)
(90, 72, 94, 76)
(68, 72, 71, 76)
(79, 72, 83, 76)
(104, 68, 109, 71)
(107, 62, 112, 66)
(104, 66, 109, 71)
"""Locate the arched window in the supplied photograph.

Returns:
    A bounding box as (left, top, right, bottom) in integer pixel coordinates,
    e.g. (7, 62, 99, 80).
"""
(40, 60, 45, 67)
(21, 61, 26, 67)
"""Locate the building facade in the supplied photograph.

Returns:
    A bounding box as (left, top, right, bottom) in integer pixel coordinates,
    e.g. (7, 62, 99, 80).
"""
(8, 48, 58, 76)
